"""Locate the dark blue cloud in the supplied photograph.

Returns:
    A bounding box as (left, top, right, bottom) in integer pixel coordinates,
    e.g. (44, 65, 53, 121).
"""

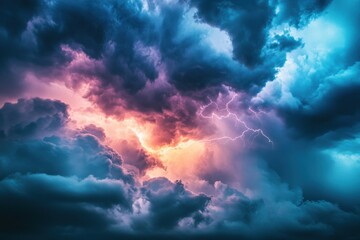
(0, 0, 305, 109)
(190, 0, 273, 67)
(138, 178, 210, 230)
(274, 0, 333, 27)
(0, 98, 131, 181)
(0, 0, 311, 145)
(0, 174, 133, 235)
(0, 0, 42, 97)
(0, 98, 68, 139)
(279, 82, 360, 138)
(0, 98, 212, 239)
(255, 0, 360, 140)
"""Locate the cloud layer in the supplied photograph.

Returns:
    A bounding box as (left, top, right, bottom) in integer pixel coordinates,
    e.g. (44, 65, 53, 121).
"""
(1, 0, 360, 239)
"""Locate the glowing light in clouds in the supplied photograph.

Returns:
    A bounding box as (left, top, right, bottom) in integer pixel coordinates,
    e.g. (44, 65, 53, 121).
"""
(2, 0, 360, 238)
(199, 93, 273, 146)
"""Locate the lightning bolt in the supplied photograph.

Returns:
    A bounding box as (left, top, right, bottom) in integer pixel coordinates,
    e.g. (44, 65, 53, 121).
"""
(199, 94, 273, 147)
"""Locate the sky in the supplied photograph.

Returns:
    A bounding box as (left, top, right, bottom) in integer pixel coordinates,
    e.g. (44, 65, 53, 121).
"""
(0, 0, 360, 239)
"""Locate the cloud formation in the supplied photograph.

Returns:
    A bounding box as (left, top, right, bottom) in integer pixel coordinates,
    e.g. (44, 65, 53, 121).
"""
(0, 98, 210, 238)
(0, 96, 359, 239)
(0, 0, 308, 144)
(1, 0, 360, 239)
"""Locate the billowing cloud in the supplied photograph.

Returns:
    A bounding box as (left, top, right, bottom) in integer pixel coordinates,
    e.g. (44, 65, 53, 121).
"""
(1, 0, 360, 239)
(0, 98, 68, 139)
(0, 0, 306, 144)
(254, 0, 360, 139)
(0, 98, 210, 238)
(133, 177, 210, 230)
(1, 98, 359, 239)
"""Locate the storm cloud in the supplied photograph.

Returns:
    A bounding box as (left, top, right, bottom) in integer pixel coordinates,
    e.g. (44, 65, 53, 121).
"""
(1, 0, 360, 239)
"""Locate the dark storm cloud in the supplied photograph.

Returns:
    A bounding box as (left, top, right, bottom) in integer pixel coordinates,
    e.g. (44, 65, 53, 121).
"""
(270, 34, 303, 51)
(255, 0, 360, 140)
(138, 178, 210, 230)
(190, 0, 273, 67)
(0, 98, 131, 181)
(0, 98, 68, 139)
(0, 134, 134, 181)
(280, 83, 360, 139)
(0, 98, 134, 237)
(266, 51, 360, 141)
(0, 174, 133, 235)
(189, 0, 328, 68)
(0, 0, 329, 146)
(189, 181, 360, 240)
(0, 0, 42, 97)
(233, 106, 360, 211)
(117, 139, 164, 174)
(0, 0, 115, 97)
(2, 0, 360, 239)
(0, 0, 311, 112)
(77, 0, 303, 143)
(158, 3, 273, 95)
(274, 0, 333, 27)
(0, 98, 213, 239)
(0, 0, 159, 101)
(185, 0, 303, 92)
(0, 0, 72, 98)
